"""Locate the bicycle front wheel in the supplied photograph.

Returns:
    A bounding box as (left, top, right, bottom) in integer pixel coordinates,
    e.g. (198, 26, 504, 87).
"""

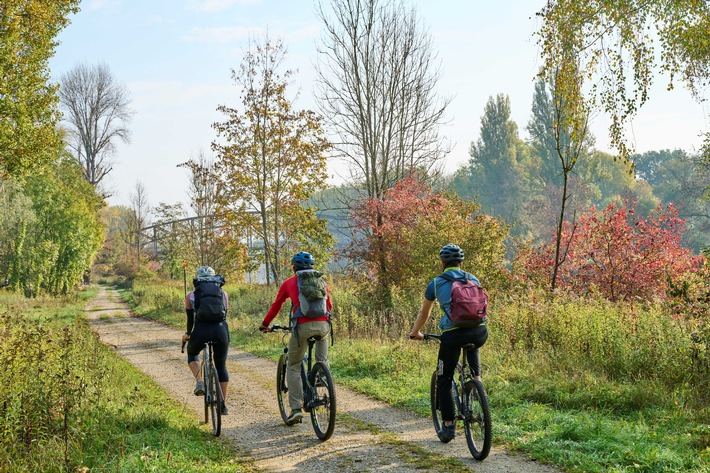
(276, 353, 290, 424)
(208, 365, 222, 437)
(202, 363, 208, 424)
(308, 362, 336, 440)
(462, 378, 491, 460)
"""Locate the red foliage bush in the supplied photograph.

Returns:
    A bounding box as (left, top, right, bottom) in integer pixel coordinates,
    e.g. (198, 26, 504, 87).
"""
(516, 201, 706, 301)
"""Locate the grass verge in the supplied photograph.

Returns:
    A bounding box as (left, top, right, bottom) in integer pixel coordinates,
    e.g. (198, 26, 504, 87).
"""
(0, 287, 255, 473)
(127, 278, 710, 473)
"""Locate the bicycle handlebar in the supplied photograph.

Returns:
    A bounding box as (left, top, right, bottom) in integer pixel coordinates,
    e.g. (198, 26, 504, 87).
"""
(270, 324, 291, 332)
(423, 333, 441, 341)
(181, 341, 186, 353)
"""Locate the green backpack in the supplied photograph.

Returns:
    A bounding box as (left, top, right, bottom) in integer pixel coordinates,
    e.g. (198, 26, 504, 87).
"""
(295, 270, 328, 318)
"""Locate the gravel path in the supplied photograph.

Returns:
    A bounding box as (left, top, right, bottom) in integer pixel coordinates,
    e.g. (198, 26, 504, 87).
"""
(85, 286, 561, 473)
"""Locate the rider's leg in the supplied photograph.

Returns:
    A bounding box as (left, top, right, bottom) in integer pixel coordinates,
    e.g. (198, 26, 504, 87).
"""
(287, 327, 308, 411)
(436, 334, 461, 426)
(311, 321, 330, 365)
(463, 325, 489, 381)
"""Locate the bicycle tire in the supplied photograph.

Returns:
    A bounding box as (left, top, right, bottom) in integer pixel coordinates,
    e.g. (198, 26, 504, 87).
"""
(463, 378, 491, 460)
(202, 362, 208, 424)
(430, 368, 459, 442)
(309, 362, 336, 440)
(208, 363, 222, 437)
(276, 353, 290, 424)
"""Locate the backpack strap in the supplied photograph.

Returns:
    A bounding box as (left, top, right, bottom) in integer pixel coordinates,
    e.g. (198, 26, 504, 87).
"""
(438, 271, 475, 283)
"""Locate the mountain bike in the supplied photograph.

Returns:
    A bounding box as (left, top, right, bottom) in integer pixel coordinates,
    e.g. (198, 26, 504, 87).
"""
(424, 333, 491, 460)
(182, 340, 223, 436)
(268, 324, 336, 440)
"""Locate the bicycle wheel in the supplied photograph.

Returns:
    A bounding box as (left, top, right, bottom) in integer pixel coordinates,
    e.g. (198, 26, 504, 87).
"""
(430, 368, 459, 442)
(208, 364, 222, 437)
(462, 378, 491, 460)
(308, 362, 336, 440)
(202, 362, 208, 424)
(276, 353, 290, 424)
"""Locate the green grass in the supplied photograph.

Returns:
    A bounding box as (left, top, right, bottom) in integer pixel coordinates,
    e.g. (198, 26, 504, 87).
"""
(0, 286, 255, 473)
(125, 277, 710, 473)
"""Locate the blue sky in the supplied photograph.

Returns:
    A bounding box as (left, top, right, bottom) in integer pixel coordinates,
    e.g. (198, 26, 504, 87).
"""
(49, 0, 709, 209)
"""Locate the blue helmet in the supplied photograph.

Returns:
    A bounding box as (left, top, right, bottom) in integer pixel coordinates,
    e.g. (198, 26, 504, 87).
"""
(291, 251, 315, 270)
(439, 244, 464, 264)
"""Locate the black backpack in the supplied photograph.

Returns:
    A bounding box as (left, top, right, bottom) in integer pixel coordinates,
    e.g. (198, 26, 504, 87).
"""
(193, 276, 226, 322)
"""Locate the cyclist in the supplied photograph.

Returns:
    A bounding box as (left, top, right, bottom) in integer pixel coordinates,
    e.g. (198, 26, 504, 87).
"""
(409, 244, 488, 442)
(181, 266, 230, 415)
(259, 251, 332, 425)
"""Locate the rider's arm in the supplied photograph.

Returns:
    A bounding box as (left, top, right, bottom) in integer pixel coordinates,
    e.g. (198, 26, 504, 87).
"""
(409, 297, 435, 340)
(185, 293, 194, 336)
(260, 280, 291, 328)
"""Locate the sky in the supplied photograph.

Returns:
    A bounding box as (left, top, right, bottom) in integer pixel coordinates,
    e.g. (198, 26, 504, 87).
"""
(49, 0, 710, 209)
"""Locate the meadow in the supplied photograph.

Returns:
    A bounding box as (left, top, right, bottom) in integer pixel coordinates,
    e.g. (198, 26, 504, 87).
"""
(0, 289, 254, 473)
(126, 274, 709, 473)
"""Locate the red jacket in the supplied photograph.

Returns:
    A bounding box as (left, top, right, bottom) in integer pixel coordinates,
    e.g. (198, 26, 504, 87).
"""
(262, 274, 332, 326)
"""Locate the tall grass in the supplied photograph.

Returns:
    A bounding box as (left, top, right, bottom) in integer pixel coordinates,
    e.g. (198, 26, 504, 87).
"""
(128, 274, 709, 472)
(0, 288, 252, 473)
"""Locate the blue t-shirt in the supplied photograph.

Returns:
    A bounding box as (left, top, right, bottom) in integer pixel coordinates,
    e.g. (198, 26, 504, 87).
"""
(424, 267, 484, 331)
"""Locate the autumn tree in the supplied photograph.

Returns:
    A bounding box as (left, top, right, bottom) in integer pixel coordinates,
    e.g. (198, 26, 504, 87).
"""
(315, 0, 450, 199)
(536, 0, 710, 163)
(347, 174, 508, 308)
(516, 201, 705, 301)
(59, 62, 133, 195)
(212, 37, 332, 284)
(0, 0, 80, 178)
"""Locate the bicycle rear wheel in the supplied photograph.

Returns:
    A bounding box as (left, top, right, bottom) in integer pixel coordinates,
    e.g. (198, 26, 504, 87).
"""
(463, 378, 491, 460)
(430, 368, 459, 442)
(208, 365, 222, 437)
(276, 353, 290, 424)
(309, 362, 336, 440)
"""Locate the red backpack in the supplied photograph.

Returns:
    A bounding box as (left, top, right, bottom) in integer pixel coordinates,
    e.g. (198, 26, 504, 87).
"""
(439, 272, 488, 328)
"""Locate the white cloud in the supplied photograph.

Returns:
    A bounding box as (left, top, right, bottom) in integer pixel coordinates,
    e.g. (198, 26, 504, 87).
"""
(187, 0, 262, 12)
(88, 0, 121, 11)
(182, 26, 263, 43)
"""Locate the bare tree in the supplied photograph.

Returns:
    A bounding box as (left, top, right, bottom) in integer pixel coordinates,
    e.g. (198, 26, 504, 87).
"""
(315, 0, 451, 201)
(59, 62, 133, 195)
(125, 181, 150, 269)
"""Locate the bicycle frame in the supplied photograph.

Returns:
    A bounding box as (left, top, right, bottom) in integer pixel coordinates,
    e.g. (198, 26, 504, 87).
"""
(270, 323, 336, 440)
(423, 332, 491, 460)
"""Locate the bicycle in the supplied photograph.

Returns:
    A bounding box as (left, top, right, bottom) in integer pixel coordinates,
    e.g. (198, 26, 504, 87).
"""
(182, 340, 223, 437)
(268, 324, 336, 440)
(424, 333, 491, 460)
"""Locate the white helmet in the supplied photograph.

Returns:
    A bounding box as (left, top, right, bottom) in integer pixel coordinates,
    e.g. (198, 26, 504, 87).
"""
(195, 266, 215, 278)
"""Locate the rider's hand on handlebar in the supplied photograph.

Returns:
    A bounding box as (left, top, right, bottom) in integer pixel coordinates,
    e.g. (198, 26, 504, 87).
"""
(259, 324, 271, 333)
(181, 333, 190, 343)
(409, 331, 424, 341)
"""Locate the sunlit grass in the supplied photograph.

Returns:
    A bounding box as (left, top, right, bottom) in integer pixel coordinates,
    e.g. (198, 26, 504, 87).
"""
(126, 276, 710, 473)
(0, 288, 254, 473)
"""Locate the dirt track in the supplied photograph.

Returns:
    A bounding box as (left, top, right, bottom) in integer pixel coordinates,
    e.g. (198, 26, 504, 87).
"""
(85, 286, 561, 472)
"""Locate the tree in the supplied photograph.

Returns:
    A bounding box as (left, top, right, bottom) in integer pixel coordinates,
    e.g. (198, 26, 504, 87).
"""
(0, 0, 80, 178)
(124, 181, 150, 272)
(177, 152, 253, 279)
(346, 174, 508, 308)
(452, 94, 525, 221)
(0, 156, 104, 295)
(516, 201, 705, 301)
(315, 0, 450, 200)
(212, 36, 332, 285)
(536, 1, 710, 162)
(59, 62, 133, 194)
